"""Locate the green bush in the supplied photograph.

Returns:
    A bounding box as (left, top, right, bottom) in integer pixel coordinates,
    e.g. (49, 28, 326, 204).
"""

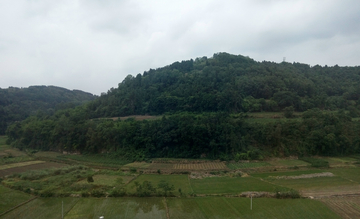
(91, 189, 106, 197)
(109, 188, 126, 197)
(300, 157, 329, 168)
(275, 188, 300, 199)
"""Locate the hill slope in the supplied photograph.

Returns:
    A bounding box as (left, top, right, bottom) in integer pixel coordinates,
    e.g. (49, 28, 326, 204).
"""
(0, 85, 96, 134)
(86, 52, 360, 118)
(5, 53, 360, 159)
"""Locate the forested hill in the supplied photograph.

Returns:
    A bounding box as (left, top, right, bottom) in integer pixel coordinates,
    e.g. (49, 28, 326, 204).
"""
(0, 86, 96, 134)
(5, 53, 360, 160)
(86, 52, 360, 118)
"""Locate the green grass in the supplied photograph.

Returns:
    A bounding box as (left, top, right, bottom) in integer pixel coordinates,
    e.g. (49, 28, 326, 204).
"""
(227, 162, 270, 169)
(0, 197, 80, 219)
(330, 168, 360, 183)
(0, 185, 33, 214)
(126, 174, 192, 196)
(266, 176, 357, 191)
(190, 177, 283, 194)
(167, 197, 340, 219)
(299, 157, 329, 168)
(251, 169, 326, 178)
(322, 157, 358, 166)
(267, 159, 310, 166)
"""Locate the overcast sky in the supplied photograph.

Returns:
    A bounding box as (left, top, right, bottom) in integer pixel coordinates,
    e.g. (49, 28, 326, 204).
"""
(1, 0, 360, 95)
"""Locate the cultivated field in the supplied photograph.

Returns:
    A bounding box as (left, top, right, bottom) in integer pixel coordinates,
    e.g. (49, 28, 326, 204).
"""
(168, 197, 340, 219)
(1, 135, 360, 218)
(1, 197, 342, 219)
(0, 162, 67, 178)
(321, 197, 360, 218)
(190, 176, 283, 194)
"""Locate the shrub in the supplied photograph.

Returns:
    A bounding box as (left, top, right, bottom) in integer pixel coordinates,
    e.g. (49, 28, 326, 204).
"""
(300, 157, 329, 168)
(275, 188, 300, 199)
(91, 189, 105, 197)
(81, 192, 90, 197)
(109, 188, 126, 197)
(87, 176, 94, 183)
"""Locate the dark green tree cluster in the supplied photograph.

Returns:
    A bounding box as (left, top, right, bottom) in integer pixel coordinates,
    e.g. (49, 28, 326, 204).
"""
(0, 85, 96, 134)
(85, 53, 360, 118)
(6, 108, 360, 159)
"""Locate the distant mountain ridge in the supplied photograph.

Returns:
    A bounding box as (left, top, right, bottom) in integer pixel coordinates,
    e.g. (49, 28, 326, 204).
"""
(0, 85, 96, 134)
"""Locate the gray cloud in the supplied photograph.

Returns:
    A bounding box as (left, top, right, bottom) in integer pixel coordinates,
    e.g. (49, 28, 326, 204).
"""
(0, 0, 360, 95)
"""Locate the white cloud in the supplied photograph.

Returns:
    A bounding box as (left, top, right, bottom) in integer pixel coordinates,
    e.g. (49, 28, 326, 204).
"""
(0, 0, 359, 94)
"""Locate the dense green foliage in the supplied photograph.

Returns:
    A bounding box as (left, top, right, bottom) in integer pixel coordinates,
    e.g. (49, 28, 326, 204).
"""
(0, 85, 96, 134)
(6, 109, 360, 160)
(5, 53, 360, 159)
(86, 52, 360, 117)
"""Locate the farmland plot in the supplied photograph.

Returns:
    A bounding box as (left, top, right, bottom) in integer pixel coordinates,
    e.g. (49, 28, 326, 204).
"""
(321, 197, 360, 219)
(1, 198, 79, 219)
(65, 197, 166, 219)
(167, 197, 340, 219)
(0, 185, 32, 214)
(0, 162, 67, 177)
(227, 162, 270, 169)
(174, 162, 227, 170)
(190, 177, 282, 194)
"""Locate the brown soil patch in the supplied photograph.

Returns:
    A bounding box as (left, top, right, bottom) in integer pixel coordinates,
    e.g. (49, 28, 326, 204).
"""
(0, 162, 67, 177)
(321, 196, 360, 219)
(174, 162, 227, 170)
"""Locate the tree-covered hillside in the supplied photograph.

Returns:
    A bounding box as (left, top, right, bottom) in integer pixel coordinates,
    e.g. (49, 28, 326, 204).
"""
(0, 86, 96, 134)
(86, 52, 360, 118)
(5, 53, 360, 160)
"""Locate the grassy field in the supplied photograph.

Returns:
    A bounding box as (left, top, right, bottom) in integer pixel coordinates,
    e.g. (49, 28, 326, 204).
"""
(250, 169, 327, 178)
(266, 159, 310, 167)
(0, 185, 33, 214)
(329, 168, 360, 183)
(167, 197, 340, 219)
(0, 136, 34, 165)
(190, 176, 283, 194)
(1, 196, 341, 219)
(126, 174, 192, 196)
(266, 176, 357, 192)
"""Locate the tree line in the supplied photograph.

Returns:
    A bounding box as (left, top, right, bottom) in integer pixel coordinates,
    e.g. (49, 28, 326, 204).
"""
(6, 109, 360, 160)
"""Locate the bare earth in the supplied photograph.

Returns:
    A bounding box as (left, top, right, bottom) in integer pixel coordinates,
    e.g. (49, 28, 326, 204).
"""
(321, 196, 360, 219)
(0, 162, 67, 177)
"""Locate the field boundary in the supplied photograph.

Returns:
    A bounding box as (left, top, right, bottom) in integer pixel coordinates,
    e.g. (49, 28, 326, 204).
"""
(0, 196, 37, 217)
(163, 197, 170, 219)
